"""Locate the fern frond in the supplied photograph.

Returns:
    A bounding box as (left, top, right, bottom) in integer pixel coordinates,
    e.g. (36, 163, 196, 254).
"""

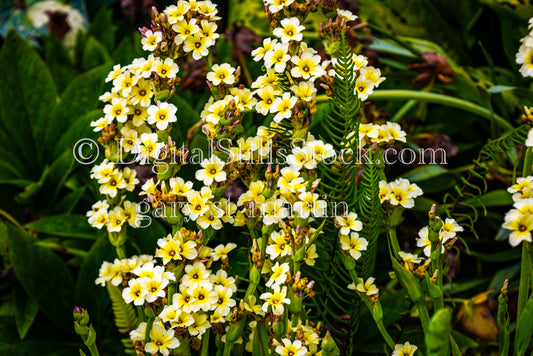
(106, 284, 139, 334)
(310, 30, 363, 351)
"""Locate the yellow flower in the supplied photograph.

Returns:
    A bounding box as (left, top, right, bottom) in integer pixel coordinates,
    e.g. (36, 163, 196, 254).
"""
(183, 33, 212, 60)
(340, 232, 368, 260)
(147, 101, 178, 131)
(141, 30, 162, 51)
(273, 17, 304, 43)
(207, 63, 235, 85)
(260, 284, 290, 315)
(502, 213, 533, 247)
(252, 38, 278, 61)
(144, 321, 180, 356)
(155, 234, 182, 264)
(290, 50, 325, 79)
(356, 277, 379, 296)
(392, 341, 418, 356)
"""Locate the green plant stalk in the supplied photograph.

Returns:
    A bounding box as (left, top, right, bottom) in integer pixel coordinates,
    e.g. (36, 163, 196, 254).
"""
(200, 329, 210, 356)
(417, 300, 431, 336)
(387, 226, 401, 259)
(85, 342, 100, 356)
(35, 242, 89, 257)
(518, 147, 533, 324)
(316, 90, 513, 131)
(144, 315, 155, 345)
(391, 99, 417, 122)
(497, 281, 510, 356)
(136, 306, 145, 323)
(347, 269, 395, 350)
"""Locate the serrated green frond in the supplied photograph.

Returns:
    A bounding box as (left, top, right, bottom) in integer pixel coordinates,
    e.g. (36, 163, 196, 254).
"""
(106, 284, 139, 334)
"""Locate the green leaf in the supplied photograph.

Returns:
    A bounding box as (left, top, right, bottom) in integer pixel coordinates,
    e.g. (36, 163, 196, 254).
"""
(462, 189, 513, 208)
(515, 293, 533, 354)
(13, 284, 39, 339)
(24, 215, 98, 239)
(401, 165, 448, 182)
(45, 64, 109, 160)
(88, 6, 116, 53)
(489, 263, 520, 292)
(75, 234, 114, 328)
(488, 85, 516, 94)
(3, 221, 74, 332)
(16, 166, 50, 203)
(43, 34, 77, 92)
(51, 188, 87, 215)
(0, 29, 57, 175)
(0, 340, 78, 356)
(82, 36, 110, 71)
(107, 284, 138, 333)
(112, 36, 135, 66)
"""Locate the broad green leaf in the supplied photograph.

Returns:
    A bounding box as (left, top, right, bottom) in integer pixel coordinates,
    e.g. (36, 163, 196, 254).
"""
(75, 234, 114, 328)
(463, 189, 513, 208)
(0, 29, 57, 175)
(55, 110, 102, 160)
(24, 214, 98, 240)
(401, 165, 448, 182)
(45, 65, 109, 160)
(0, 340, 78, 356)
(515, 293, 533, 354)
(43, 34, 77, 92)
(450, 330, 479, 349)
(51, 187, 87, 215)
(13, 284, 39, 339)
(37, 149, 77, 209)
(112, 36, 135, 66)
(3, 221, 74, 332)
(489, 263, 520, 292)
(82, 36, 110, 71)
(88, 6, 116, 52)
(489, 85, 516, 94)
(16, 166, 50, 203)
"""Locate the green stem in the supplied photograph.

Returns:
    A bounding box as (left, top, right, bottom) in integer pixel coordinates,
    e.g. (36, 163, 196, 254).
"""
(115, 245, 127, 260)
(416, 301, 431, 335)
(35, 242, 88, 258)
(387, 226, 401, 259)
(87, 343, 100, 356)
(316, 90, 513, 131)
(136, 306, 146, 324)
(375, 319, 396, 350)
(391, 99, 417, 122)
(518, 147, 533, 323)
(200, 329, 210, 356)
(517, 244, 532, 326)
(144, 315, 155, 345)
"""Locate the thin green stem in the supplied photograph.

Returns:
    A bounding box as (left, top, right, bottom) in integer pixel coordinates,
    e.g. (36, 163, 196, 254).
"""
(87, 343, 100, 356)
(200, 329, 210, 356)
(518, 147, 533, 324)
(144, 315, 155, 345)
(316, 90, 513, 131)
(376, 319, 396, 350)
(387, 226, 401, 259)
(35, 242, 88, 258)
(517, 244, 532, 325)
(136, 306, 146, 323)
(115, 245, 127, 260)
(416, 301, 431, 335)
(391, 99, 417, 122)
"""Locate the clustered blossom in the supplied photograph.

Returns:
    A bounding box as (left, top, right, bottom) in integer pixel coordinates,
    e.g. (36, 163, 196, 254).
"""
(357, 122, 407, 148)
(96, 229, 238, 351)
(516, 18, 533, 78)
(323, 53, 386, 101)
(501, 177, 533, 247)
(416, 217, 463, 257)
(379, 178, 424, 209)
(86, 0, 423, 354)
